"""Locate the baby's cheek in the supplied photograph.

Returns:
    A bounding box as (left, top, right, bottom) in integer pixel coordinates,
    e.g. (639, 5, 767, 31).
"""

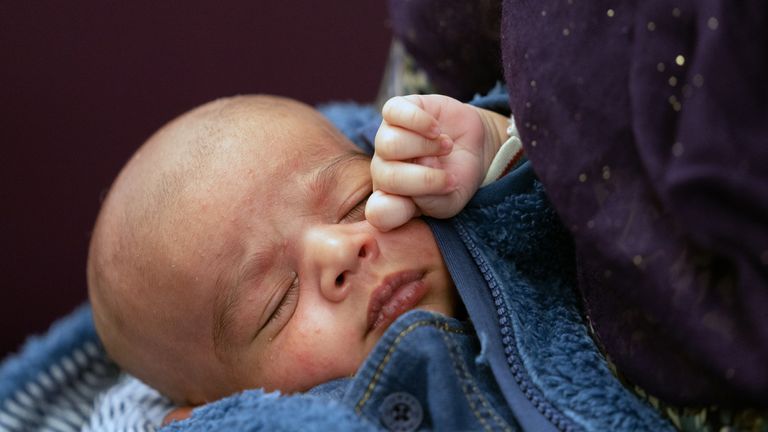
(278, 345, 349, 391)
(277, 331, 357, 389)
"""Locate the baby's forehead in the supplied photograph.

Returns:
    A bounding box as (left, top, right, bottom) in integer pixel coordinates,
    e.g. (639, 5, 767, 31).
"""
(249, 120, 363, 170)
(134, 99, 364, 213)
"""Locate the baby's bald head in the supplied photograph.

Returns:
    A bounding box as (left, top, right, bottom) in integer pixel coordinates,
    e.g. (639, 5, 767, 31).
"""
(87, 95, 342, 403)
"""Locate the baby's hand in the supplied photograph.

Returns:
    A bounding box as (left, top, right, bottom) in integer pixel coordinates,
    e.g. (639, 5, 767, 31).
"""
(366, 94, 504, 231)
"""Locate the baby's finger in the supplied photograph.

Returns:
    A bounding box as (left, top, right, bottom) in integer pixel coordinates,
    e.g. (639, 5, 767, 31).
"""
(376, 127, 452, 161)
(365, 191, 419, 232)
(371, 158, 457, 196)
(382, 96, 440, 139)
(412, 155, 440, 169)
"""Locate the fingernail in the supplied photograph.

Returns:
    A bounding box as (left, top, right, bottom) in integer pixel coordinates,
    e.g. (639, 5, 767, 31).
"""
(439, 135, 453, 153)
(429, 123, 441, 138)
(445, 173, 457, 192)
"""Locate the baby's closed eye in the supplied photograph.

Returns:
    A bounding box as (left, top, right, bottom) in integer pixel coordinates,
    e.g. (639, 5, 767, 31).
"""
(340, 193, 371, 224)
(265, 273, 299, 328)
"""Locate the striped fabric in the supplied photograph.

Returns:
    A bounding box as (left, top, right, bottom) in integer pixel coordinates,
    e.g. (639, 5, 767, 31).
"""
(81, 374, 173, 432)
(0, 339, 118, 432)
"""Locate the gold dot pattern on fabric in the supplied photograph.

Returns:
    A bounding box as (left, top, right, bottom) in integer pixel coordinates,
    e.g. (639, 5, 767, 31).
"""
(647, 21, 656, 31)
(633, 255, 643, 266)
(675, 55, 685, 66)
(668, 76, 678, 87)
(672, 142, 685, 157)
(578, 173, 587, 182)
(657, 62, 666, 72)
(602, 166, 611, 180)
(607, 9, 615, 17)
(707, 17, 719, 30)
(563, 28, 571, 36)
(669, 95, 682, 111)
(672, 7, 681, 18)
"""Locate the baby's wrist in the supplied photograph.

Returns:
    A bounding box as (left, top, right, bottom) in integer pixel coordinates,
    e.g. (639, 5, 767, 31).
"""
(470, 106, 511, 179)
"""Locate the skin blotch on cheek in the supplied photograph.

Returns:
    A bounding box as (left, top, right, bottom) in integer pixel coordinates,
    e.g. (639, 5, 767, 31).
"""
(296, 349, 336, 381)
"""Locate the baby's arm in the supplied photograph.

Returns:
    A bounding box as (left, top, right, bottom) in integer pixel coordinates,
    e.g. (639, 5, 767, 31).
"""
(366, 94, 509, 231)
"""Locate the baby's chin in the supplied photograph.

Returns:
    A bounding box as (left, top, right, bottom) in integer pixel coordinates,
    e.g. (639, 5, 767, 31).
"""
(420, 276, 462, 320)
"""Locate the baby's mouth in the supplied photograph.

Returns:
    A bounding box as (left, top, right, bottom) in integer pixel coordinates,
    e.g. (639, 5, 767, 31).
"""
(367, 270, 428, 332)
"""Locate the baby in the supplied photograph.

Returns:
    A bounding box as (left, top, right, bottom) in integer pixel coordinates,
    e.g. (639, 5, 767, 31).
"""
(87, 94, 509, 411)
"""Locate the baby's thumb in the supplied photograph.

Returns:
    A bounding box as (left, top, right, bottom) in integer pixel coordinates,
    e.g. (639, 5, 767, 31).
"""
(365, 191, 419, 232)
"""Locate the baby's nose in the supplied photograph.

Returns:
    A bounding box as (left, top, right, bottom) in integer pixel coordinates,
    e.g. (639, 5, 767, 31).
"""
(304, 222, 378, 302)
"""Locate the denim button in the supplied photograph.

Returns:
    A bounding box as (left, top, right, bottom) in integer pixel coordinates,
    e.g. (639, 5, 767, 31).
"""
(379, 392, 423, 432)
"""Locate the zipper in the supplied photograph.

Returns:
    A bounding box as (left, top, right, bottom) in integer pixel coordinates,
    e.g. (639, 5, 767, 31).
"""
(454, 219, 576, 432)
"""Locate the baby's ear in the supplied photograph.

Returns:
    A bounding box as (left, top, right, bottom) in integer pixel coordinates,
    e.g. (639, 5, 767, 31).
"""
(162, 406, 194, 425)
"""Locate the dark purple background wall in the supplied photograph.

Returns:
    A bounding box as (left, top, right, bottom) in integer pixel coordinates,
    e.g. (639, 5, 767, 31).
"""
(0, 1, 391, 357)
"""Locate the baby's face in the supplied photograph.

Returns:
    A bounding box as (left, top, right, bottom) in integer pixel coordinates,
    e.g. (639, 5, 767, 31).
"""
(198, 142, 457, 400)
(91, 97, 458, 404)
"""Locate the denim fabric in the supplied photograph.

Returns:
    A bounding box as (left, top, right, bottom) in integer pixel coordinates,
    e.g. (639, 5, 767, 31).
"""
(342, 310, 518, 431)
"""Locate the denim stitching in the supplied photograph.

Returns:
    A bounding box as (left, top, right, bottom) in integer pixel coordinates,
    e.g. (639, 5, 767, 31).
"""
(354, 319, 467, 414)
(438, 330, 492, 432)
(438, 329, 514, 432)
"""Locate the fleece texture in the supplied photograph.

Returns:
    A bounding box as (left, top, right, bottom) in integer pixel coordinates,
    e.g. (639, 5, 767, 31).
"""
(163, 389, 378, 432)
(457, 176, 673, 431)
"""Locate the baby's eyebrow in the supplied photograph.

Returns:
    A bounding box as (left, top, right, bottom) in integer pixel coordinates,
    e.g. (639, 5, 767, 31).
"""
(306, 150, 371, 205)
